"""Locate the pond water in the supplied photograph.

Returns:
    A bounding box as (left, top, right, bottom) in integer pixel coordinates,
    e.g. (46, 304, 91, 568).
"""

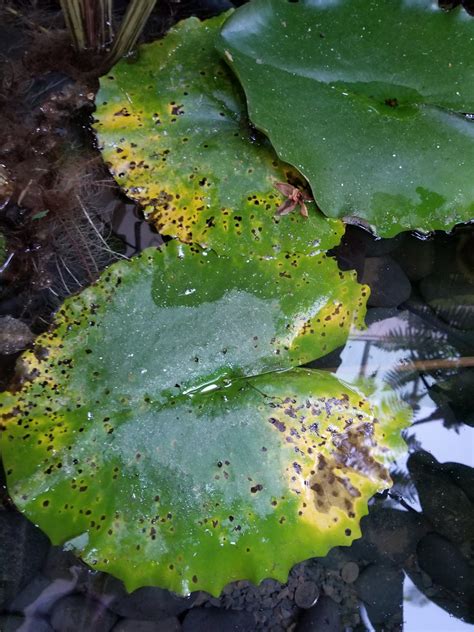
(0, 2, 473, 632)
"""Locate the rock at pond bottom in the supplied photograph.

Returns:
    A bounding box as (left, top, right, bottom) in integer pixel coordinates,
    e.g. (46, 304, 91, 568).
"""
(182, 606, 256, 631)
(294, 581, 320, 609)
(0, 615, 54, 632)
(50, 594, 118, 632)
(42, 546, 85, 582)
(408, 451, 474, 546)
(0, 316, 34, 354)
(340, 562, 359, 584)
(360, 256, 411, 308)
(417, 533, 473, 599)
(419, 230, 474, 330)
(392, 234, 435, 282)
(350, 506, 427, 567)
(110, 586, 198, 619)
(7, 573, 74, 617)
(111, 618, 181, 632)
(296, 595, 342, 632)
(0, 511, 50, 610)
(430, 370, 474, 428)
(355, 564, 403, 631)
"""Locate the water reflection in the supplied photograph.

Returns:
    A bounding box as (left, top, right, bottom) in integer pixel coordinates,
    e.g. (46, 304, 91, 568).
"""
(326, 224, 474, 629)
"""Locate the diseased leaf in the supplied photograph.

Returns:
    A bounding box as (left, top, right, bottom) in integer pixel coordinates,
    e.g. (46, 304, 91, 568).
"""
(0, 243, 407, 597)
(93, 14, 344, 257)
(2, 365, 403, 595)
(218, 0, 474, 237)
(1, 10, 413, 598)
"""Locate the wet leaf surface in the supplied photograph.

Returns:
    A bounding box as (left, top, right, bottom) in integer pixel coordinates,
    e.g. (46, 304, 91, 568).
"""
(93, 14, 344, 257)
(0, 244, 409, 595)
(218, 0, 474, 237)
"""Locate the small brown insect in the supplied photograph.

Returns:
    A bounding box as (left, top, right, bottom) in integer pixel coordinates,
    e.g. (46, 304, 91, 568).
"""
(274, 182, 312, 218)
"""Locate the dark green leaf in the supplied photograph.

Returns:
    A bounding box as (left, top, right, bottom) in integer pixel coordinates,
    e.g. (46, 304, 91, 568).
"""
(218, 0, 474, 237)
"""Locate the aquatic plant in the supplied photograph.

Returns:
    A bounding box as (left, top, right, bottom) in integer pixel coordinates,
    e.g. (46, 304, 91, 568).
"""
(218, 0, 474, 237)
(0, 9, 412, 597)
(93, 13, 343, 258)
(59, 0, 157, 65)
(0, 241, 410, 595)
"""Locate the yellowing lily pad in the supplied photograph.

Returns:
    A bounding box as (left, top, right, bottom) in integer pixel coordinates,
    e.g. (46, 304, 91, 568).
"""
(93, 13, 344, 257)
(0, 243, 409, 597)
(1, 363, 407, 596)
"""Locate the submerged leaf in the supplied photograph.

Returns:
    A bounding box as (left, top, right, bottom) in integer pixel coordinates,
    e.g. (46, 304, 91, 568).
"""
(93, 14, 344, 257)
(0, 243, 407, 596)
(218, 0, 474, 237)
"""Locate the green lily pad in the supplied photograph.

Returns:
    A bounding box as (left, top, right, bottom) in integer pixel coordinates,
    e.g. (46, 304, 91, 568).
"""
(218, 0, 474, 237)
(93, 14, 344, 257)
(0, 243, 409, 597)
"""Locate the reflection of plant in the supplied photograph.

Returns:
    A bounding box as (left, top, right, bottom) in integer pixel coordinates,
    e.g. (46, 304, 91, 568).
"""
(366, 307, 474, 429)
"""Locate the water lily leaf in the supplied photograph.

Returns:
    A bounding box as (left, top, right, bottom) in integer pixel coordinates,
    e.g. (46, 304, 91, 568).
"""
(1, 366, 403, 595)
(4, 242, 367, 403)
(0, 243, 404, 596)
(93, 14, 344, 257)
(218, 0, 474, 237)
